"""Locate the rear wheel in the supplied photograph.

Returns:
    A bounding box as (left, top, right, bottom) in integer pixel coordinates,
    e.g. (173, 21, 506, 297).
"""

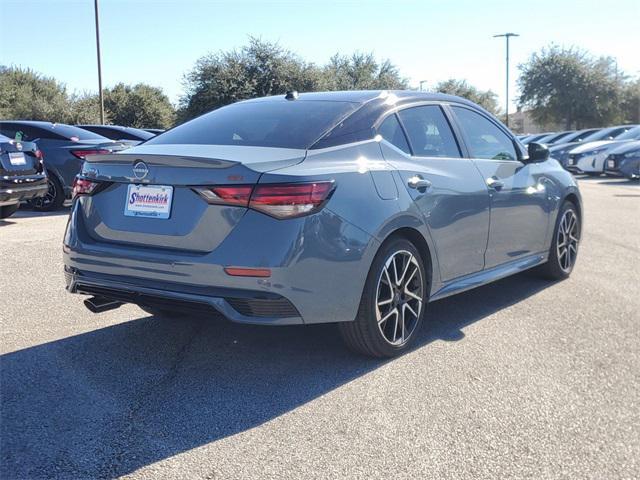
(339, 237, 427, 358)
(0, 203, 19, 219)
(536, 201, 580, 280)
(28, 174, 65, 211)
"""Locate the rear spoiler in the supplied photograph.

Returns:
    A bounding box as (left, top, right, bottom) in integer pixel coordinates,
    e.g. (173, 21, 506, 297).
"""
(86, 153, 236, 169)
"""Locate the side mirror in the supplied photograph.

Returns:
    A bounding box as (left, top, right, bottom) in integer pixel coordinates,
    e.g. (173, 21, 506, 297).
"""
(526, 142, 549, 163)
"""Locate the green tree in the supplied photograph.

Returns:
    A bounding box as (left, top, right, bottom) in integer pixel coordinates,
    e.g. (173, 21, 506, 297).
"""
(103, 83, 175, 128)
(517, 46, 625, 129)
(319, 53, 408, 91)
(68, 92, 104, 124)
(0, 66, 72, 122)
(434, 79, 499, 114)
(179, 37, 320, 122)
(621, 78, 640, 124)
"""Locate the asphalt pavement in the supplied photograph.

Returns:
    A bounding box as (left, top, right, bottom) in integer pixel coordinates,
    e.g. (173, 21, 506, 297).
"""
(1, 177, 638, 479)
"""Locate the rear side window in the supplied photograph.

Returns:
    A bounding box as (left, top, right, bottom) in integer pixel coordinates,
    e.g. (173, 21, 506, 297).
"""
(397, 106, 461, 158)
(451, 107, 517, 161)
(377, 114, 410, 154)
(147, 100, 359, 149)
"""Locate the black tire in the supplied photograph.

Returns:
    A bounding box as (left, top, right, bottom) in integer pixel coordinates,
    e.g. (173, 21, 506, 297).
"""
(0, 203, 19, 219)
(535, 201, 580, 280)
(28, 174, 65, 211)
(339, 237, 428, 358)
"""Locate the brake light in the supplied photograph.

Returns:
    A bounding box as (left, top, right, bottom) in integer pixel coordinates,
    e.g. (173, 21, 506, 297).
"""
(72, 177, 101, 198)
(35, 149, 44, 160)
(71, 149, 110, 160)
(193, 181, 334, 219)
(250, 182, 334, 219)
(199, 185, 253, 206)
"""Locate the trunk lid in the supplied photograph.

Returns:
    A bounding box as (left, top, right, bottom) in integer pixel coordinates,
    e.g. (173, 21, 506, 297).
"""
(0, 140, 41, 175)
(78, 144, 305, 252)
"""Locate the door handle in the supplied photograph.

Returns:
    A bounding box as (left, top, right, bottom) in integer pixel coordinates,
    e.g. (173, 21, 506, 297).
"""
(407, 175, 432, 191)
(486, 177, 504, 190)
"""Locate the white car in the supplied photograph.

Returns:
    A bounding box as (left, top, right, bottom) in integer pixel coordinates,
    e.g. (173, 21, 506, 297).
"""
(566, 126, 640, 175)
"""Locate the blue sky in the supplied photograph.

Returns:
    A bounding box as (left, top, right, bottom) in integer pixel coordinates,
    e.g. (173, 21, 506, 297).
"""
(1, 0, 639, 112)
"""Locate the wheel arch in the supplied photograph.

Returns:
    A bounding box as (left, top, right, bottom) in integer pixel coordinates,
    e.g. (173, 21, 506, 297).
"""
(563, 191, 582, 234)
(379, 226, 434, 296)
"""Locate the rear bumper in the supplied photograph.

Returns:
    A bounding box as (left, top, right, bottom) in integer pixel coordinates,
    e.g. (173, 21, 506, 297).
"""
(0, 175, 48, 205)
(65, 267, 303, 325)
(63, 201, 378, 325)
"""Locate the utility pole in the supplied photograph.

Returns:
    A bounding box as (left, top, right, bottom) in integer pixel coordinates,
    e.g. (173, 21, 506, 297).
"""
(94, 0, 105, 124)
(493, 33, 519, 128)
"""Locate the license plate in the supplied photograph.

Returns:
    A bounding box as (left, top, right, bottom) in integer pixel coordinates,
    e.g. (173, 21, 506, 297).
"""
(124, 184, 173, 219)
(567, 158, 574, 165)
(8, 152, 26, 166)
(607, 159, 615, 168)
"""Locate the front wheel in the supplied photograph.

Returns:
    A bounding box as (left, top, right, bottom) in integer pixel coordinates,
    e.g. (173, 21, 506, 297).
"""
(339, 237, 427, 358)
(536, 201, 580, 280)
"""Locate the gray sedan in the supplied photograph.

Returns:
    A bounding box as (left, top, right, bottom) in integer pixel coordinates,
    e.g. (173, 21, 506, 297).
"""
(63, 91, 582, 357)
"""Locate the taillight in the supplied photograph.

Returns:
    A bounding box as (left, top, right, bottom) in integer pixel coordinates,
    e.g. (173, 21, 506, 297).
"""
(71, 149, 110, 160)
(72, 177, 101, 199)
(35, 149, 44, 160)
(197, 185, 253, 206)
(250, 182, 334, 219)
(193, 181, 335, 219)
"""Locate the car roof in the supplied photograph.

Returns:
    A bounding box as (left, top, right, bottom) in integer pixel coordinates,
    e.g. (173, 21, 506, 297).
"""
(0, 120, 60, 128)
(242, 89, 480, 108)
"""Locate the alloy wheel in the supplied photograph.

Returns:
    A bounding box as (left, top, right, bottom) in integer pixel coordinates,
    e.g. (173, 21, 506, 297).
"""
(375, 250, 423, 346)
(30, 178, 57, 209)
(556, 209, 579, 272)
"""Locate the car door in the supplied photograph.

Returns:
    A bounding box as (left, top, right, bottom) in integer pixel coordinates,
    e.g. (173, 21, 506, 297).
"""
(449, 105, 550, 269)
(377, 105, 490, 282)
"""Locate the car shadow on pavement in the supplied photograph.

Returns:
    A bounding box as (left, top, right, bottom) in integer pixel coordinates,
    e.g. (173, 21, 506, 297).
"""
(11, 205, 71, 219)
(1, 272, 553, 478)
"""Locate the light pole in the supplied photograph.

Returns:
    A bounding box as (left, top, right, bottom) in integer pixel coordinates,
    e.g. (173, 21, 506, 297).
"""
(94, 0, 105, 124)
(493, 32, 519, 128)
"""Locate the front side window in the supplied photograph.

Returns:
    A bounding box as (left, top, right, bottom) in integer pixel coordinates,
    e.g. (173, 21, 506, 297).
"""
(397, 106, 461, 158)
(452, 107, 517, 161)
(377, 114, 410, 154)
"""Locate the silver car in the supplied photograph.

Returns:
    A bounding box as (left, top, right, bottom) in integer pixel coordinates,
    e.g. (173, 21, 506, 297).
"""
(63, 91, 582, 357)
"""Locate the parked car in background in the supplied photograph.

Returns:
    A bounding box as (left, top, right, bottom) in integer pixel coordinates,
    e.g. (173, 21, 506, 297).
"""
(0, 121, 126, 211)
(566, 126, 640, 175)
(143, 128, 165, 135)
(0, 134, 48, 218)
(521, 133, 552, 145)
(536, 130, 575, 145)
(550, 126, 636, 168)
(64, 90, 582, 357)
(551, 128, 601, 147)
(604, 140, 640, 180)
(76, 125, 155, 145)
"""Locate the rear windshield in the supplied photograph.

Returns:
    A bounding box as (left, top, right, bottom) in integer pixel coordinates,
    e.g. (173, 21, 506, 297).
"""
(50, 124, 107, 140)
(147, 100, 359, 149)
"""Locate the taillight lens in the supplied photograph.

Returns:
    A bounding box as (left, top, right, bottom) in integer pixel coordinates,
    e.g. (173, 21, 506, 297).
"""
(71, 149, 110, 160)
(197, 185, 253, 206)
(250, 182, 334, 219)
(72, 177, 101, 199)
(193, 181, 334, 219)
